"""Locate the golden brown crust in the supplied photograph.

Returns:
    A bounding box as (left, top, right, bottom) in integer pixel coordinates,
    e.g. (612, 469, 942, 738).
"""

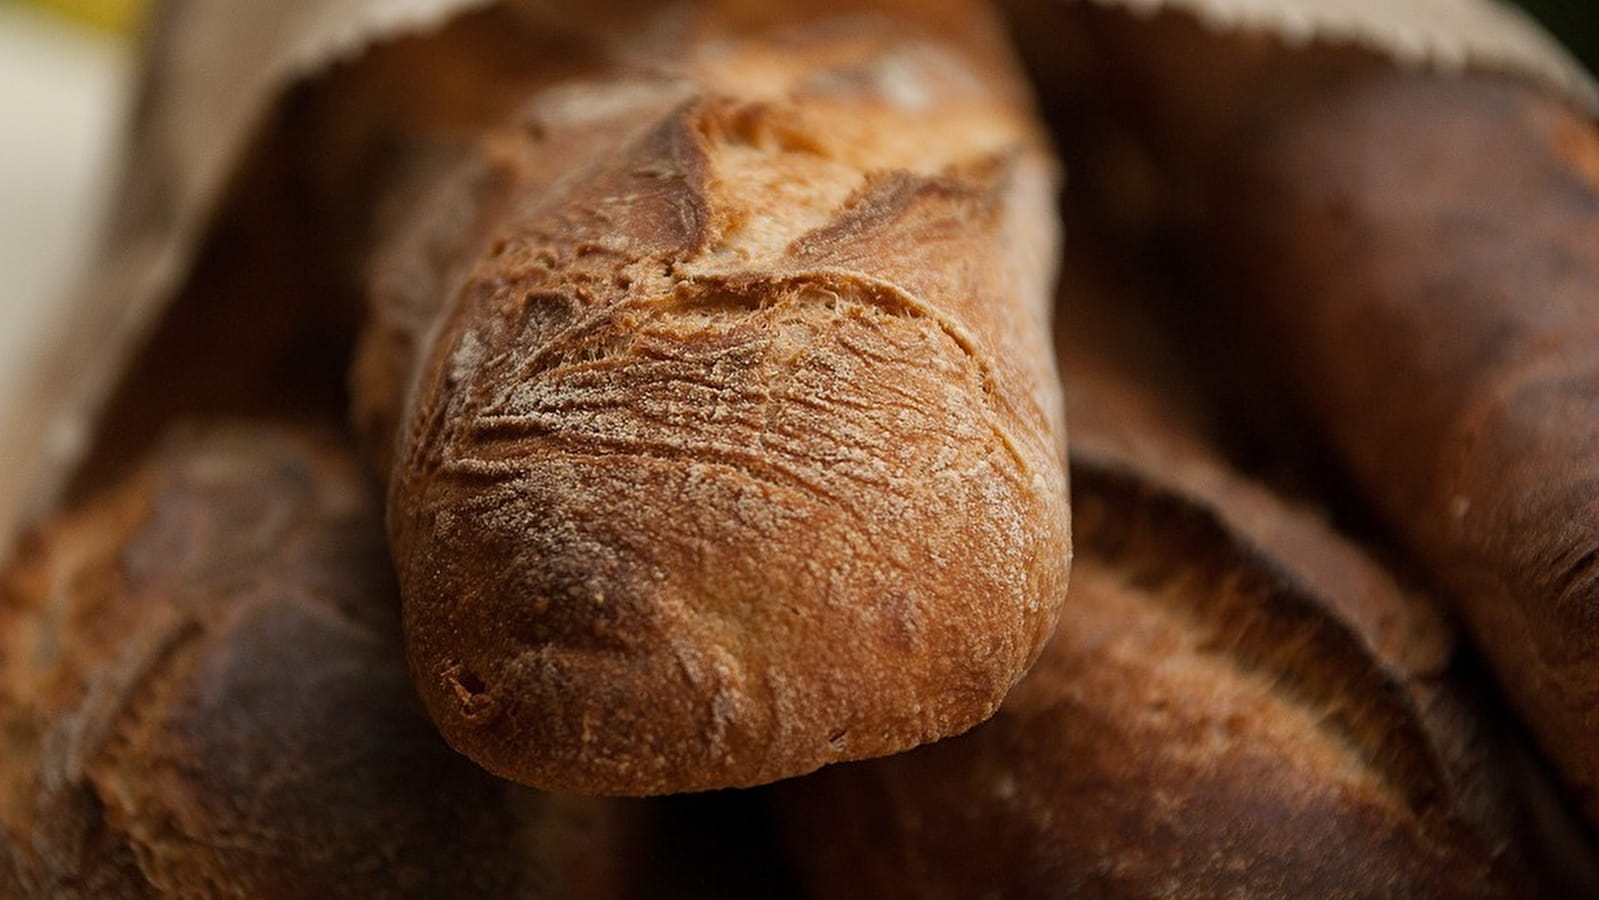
(0, 425, 639, 899)
(777, 465, 1536, 899)
(357, 0, 1068, 794)
(767, 236, 1596, 898)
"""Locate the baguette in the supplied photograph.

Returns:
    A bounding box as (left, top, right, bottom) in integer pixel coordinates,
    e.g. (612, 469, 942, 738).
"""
(1010, 2, 1599, 825)
(0, 425, 645, 898)
(769, 240, 1597, 898)
(341, 0, 1069, 793)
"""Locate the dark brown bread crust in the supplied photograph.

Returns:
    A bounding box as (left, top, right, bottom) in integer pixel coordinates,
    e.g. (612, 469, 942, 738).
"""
(351, 0, 1069, 794)
(768, 238, 1598, 898)
(0, 425, 643, 899)
(1215, 63, 1599, 831)
(777, 466, 1537, 899)
(1050, 240, 1460, 679)
(1007, 2, 1599, 826)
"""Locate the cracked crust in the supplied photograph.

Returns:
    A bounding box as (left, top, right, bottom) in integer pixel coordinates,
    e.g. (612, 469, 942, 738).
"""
(777, 467, 1539, 898)
(355, 0, 1068, 793)
(766, 239, 1599, 897)
(0, 426, 645, 898)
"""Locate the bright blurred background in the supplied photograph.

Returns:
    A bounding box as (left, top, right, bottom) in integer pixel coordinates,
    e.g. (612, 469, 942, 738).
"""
(20, 0, 147, 33)
(0, 0, 144, 392)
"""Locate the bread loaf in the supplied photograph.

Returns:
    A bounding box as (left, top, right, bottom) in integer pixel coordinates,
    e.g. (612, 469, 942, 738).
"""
(769, 239, 1598, 898)
(343, 0, 1069, 794)
(1007, 1, 1599, 828)
(0, 425, 649, 899)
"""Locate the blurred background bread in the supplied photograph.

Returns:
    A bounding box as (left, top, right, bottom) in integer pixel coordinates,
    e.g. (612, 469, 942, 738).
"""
(0, 424, 646, 898)
(768, 228, 1599, 898)
(1007, 0, 1599, 829)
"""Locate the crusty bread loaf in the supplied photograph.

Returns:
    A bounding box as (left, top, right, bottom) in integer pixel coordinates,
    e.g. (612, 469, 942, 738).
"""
(0, 424, 650, 899)
(769, 240, 1599, 898)
(343, 0, 1068, 794)
(1006, 1, 1599, 828)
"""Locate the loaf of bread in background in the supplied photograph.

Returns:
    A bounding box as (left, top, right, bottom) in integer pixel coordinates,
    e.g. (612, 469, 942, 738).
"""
(0, 424, 653, 899)
(768, 240, 1599, 898)
(331, 0, 1069, 794)
(1004, 1, 1599, 829)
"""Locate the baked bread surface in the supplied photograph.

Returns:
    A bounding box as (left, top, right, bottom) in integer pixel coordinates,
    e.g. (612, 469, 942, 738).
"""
(0, 425, 641, 899)
(766, 236, 1593, 898)
(359, 0, 1069, 793)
